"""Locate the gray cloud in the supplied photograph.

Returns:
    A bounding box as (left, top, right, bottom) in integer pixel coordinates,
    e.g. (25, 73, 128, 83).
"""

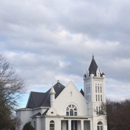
(0, 0, 130, 107)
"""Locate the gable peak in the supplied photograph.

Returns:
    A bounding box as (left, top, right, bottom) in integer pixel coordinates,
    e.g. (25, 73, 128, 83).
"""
(67, 81, 75, 87)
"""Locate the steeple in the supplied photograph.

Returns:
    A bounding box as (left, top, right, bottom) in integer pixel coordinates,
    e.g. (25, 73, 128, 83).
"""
(83, 56, 106, 118)
(88, 55, 98, 76)
(92, 54, 94, 59)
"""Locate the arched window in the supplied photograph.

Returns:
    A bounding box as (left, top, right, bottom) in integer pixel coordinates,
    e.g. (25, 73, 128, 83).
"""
(66, 104, 77, 116)
(97, 122, 103, 130)
(50, 120, 54, 130)
(70, 109, 73, 116)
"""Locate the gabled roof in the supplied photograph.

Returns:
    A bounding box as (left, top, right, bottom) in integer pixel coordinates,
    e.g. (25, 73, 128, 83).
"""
(26, 92, 46, 108)
(26, 82, 65, 108)
(88, 56, 98, 76)
(40, 82, 65, 107)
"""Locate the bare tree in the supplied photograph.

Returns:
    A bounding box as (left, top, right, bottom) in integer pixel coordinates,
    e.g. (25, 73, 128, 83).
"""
(99, 99, 130, 130)
(0, 54, 25, 130)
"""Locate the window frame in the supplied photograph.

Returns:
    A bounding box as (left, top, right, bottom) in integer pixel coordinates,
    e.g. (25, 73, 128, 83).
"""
(50, 120, 55, 130)
(97, 121, 103, 130)
(66, 104, 77, 116)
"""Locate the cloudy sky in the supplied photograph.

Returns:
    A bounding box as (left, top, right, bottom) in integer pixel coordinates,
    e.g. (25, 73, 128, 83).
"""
(1, 0, 130, 108)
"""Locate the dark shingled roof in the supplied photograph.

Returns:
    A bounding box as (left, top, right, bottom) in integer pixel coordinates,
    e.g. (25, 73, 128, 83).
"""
(80, 89, 84, 96)
(26, 82, 65, 108)
(31, 112, 41, 118)
(88, 56, 98, 76)
(42, 109, 49, 116)
(26, 92, 46, 108)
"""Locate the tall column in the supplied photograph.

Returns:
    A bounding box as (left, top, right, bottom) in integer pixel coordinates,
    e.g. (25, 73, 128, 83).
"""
(81, 120, 84, 130)
(58, 120, 61, 130)
(68, 120, 71, 130)
(90, 119, 93, 130)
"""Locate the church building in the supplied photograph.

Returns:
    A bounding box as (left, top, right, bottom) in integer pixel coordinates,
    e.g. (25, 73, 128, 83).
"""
(16, 57, 107, 130)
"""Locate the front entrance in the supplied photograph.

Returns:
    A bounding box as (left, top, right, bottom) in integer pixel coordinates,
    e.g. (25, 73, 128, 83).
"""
(61, 120, 78, 130)
(61, 120, 90, 130)
(71, 121, 77, 130)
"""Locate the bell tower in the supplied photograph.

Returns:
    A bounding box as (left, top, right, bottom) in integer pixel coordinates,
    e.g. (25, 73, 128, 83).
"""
(83, 56, 106, 118)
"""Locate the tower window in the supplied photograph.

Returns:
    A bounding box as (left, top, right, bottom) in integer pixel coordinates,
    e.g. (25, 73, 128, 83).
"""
(101, 95, 102, 101)
(100, 86, 102, 93)
(96, 95, 97, 101)
(98, 86, 99, 93)
(96, 106, 103, 115)
(99, 107, 101, 114)
(97, 122, 103, 130)
(98, 95, 100, 101)
(95, 86, 97, 93)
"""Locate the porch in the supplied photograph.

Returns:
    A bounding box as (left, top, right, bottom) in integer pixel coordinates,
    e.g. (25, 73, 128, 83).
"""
(61, 119, 91, 130)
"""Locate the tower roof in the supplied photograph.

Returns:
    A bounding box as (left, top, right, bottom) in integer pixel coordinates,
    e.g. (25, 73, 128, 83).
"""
(88, 56, 98, 76)
(50, 86, 56, 94)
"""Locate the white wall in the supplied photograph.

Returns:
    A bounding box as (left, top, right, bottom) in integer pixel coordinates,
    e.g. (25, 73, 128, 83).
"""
(16, 107, 48, 130)
(16, 108, 33, 130)
(47, 81, 88, 117)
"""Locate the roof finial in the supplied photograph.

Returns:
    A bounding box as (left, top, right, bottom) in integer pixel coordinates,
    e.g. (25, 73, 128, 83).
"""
(92, 54, 94, 59)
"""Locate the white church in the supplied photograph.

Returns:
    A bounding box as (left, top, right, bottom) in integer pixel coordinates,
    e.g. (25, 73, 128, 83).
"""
(16, 57, 107, 130)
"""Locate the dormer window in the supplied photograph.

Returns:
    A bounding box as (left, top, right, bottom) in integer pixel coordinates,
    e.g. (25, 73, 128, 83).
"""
(66, 104, 77, 116)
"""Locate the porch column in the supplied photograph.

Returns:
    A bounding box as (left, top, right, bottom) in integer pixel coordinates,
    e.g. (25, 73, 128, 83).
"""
(81, 120, 84, 130)
(90, 120, 93, 130)
(68, 120, 71, 130)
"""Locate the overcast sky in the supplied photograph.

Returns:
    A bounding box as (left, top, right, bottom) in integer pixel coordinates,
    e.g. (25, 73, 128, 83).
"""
(1, 0, 130, 108)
